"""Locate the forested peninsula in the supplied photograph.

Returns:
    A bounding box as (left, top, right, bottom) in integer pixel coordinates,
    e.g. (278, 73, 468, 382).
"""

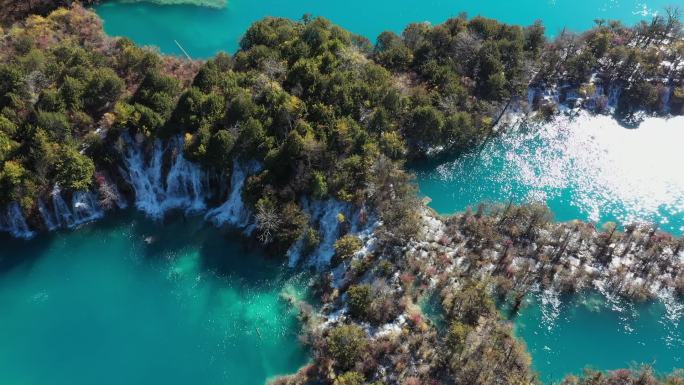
(1, 3, 684, 385)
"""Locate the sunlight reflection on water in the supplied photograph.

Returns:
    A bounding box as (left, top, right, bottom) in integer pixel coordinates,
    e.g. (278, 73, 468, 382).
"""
(422, 111, 684, 234)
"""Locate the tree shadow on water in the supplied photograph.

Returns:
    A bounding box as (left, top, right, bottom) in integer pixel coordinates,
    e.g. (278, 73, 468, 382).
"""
(0, 209, 143, 275)
(130, 210, 291, 288)
(0, 208, 297, 298)
(0, 233, 54, 275)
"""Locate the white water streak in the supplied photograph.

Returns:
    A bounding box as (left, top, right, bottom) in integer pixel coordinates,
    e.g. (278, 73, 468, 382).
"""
(121, 136, 207, 218)
(0, 202, 34, 239)
(50, 186, 104, 229)
(287, 199, 373, 270)
(204, 160, 260, 229)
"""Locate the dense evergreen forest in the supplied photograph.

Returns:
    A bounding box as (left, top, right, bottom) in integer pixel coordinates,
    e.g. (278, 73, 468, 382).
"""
(1, 4, 682, 243)
(1, 3, 684, 385)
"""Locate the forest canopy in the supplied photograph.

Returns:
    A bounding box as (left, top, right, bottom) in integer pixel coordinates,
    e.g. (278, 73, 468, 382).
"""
(0, 5, 682, 249)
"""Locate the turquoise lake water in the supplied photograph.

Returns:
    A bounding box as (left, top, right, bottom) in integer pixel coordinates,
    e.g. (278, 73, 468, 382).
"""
(419, 111, 684, 381)
(514, 291, 684, 383)
(94, 0, 676, 58)
(0, 212, 308, 385)
(416, 113, 684, 236)
(21, 1, 684, 383)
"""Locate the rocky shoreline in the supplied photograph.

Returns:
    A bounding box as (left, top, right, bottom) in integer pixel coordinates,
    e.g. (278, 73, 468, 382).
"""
(275, 203, 684, 385)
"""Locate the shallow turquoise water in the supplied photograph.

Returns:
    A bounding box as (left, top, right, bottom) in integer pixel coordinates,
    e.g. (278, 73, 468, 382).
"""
(94, 0, 677, 57)
(514, 291, 684, 383)
(0, 212, 308, 385)
(418, 112, 684, 381)
(416, 113, 684, 235)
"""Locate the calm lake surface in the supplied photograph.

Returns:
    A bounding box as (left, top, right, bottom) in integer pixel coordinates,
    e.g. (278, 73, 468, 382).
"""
(514, 290, 684, 383)
(0, 212, 308, 385)
(95, 0, 676, 57)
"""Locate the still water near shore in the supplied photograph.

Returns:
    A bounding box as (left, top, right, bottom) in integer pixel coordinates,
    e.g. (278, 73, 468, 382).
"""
(513, 290, 684, 383)
(0, 212, 309, 385)
(94, 0, 674, 58)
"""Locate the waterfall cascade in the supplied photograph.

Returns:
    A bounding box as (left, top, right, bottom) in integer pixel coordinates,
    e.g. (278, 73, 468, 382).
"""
(37, 199, 58, 232)
(204, 160, 260, 230)
(661, 86, 672, 114)
(120, 136, 207, 218)
(528, 83, 626, 114)
(49, 186, 105, 229)
(0, 202, 35, 239)
(526, 88, 535, 108)
(51, 186, 75, 228)
(72, 191, 106, 226)
(1, 136, 373, 250)
(607, 85, 621, 110)
(542, 88, 560, 105)
(0, 137, 258, 238)
(0, 187, 107, 239)
(287, 198, 366, 269)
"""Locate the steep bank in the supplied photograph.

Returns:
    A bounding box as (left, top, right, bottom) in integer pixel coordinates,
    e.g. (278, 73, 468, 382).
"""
(2, 4, 683, 242)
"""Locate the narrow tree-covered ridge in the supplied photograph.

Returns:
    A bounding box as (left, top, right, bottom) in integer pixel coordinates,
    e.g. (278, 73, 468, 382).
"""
(0, 4, 683, 384)
(0, 0, 228, 25)
(1, 5, 682, 235)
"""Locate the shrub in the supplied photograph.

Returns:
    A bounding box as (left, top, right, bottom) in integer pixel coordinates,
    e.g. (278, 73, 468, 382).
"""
(333, 371, 365, 385)
(311, 171, 328, 199)
(0, 115, 18, 136)
(409, 105, 444, 145)
(55, 146, 95, 191)
(0, 160, 28, 201)
(83, 68, 124, 112)
(446, 321, 470, 353)
(334, 235, 363, 262)
(303, 227, 320, 254)
(274, 202, 309, 248)
(205, 129, 236, 168)
(443, 280, 495, 325)
(326, 324, 369, 370)
(374, 31, 412, 71)
(35, 110, 71, 140)
(347, 284, 372, 320)
(379, 131, 406, 159)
